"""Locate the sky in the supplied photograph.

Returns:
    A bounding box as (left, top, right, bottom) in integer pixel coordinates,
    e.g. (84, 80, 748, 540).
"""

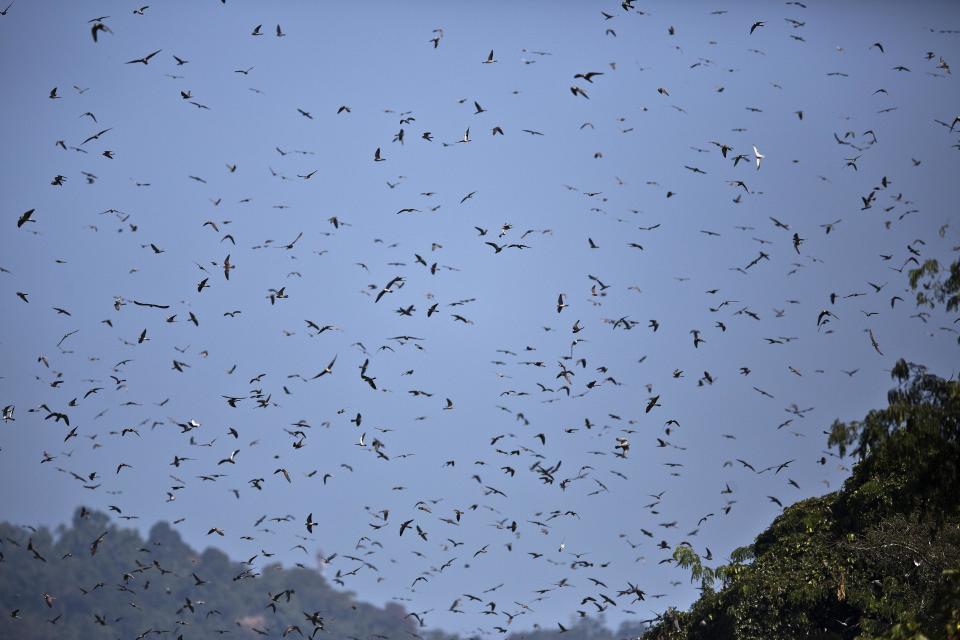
(1, 0, 959, 635)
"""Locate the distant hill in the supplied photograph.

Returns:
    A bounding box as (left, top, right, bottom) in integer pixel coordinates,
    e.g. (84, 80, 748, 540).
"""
(0, 509, 647, 640)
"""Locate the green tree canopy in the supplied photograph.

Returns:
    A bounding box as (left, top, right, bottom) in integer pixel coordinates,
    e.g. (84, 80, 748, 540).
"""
(644, 359, 960, 640)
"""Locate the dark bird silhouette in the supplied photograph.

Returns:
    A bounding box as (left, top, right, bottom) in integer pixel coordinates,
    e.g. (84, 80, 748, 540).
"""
(125, 49, 162, 65)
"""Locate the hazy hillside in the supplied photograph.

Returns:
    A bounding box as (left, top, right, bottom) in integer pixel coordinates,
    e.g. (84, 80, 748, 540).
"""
(0, 509, 648, 640)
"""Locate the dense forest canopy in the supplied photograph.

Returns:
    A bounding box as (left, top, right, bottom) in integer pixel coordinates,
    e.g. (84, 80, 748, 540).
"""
(643, 358, 960, 640)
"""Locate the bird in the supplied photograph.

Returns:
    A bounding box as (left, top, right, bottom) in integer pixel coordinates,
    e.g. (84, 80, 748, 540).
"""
(81, 128, 112, 145)
(125, 49, 162, 65)
(91, 22, 112, 42)
(312, 355, 337, 379)
(375, 276, 403, 302)
(867, 329, 884, 355)
(89, 531, 108, 556)
(574, 71, 604, 83)
(645, 396, 661, 413)
(16, 209, 34, 228)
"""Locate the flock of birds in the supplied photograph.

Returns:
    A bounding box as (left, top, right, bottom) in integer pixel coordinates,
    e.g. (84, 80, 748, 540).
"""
(2, 1, 959, 639)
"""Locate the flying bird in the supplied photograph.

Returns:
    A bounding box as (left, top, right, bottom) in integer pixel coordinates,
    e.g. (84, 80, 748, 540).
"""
(125, 49, 162, 65)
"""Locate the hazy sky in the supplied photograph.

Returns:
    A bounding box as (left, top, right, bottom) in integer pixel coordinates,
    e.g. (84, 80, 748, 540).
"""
(1, 0, 959, 635)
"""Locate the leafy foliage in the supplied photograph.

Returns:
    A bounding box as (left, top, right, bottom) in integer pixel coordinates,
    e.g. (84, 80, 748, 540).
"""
(644, 360, 960, 640)
(909, 258, 960, 314)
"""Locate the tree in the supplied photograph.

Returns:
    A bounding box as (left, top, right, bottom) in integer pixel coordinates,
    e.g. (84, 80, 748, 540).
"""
(644, 360, 960, 640)
(909, 258, 960, 314)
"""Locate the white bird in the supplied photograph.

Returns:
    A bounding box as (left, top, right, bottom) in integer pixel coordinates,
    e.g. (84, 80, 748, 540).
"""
(752, 145, 764, 170)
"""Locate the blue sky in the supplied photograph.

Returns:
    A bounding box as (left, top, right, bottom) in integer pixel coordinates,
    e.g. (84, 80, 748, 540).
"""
(1, 0, 959, 634)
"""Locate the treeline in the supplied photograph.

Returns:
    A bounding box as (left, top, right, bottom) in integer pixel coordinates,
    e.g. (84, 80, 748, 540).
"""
(0, 509, 647, 640)
(0, 506, 418, 639)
